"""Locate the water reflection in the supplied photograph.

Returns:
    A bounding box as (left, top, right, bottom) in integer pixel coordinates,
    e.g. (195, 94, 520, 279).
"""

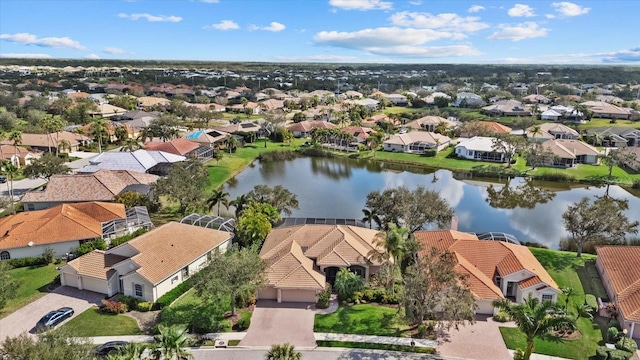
(223, 157, 640, 249)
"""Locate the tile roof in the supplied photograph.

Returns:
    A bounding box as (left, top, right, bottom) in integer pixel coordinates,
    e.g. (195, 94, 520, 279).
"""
(265, 242, 325, 290)
(286, 120, 336, 133)
(0, 202, 125, 250)
(456, 136, 504, 153)
(405, 116, 458, 130)
(341, 126, 373, 139)
(541, 139, 600, 159)
(454, 253, 504, 300)
(596, 246, 640, 322)
(78, 150, 185, 173)
(22, 169, 158, 203)
(0, 131, 91, 148)
(384, 131, 451, 146)
(122, 222, 233, 285)
(260, 225, 383, 289)
(478, 121, 512, 134)
(143, 139, 200, 156)
(215, 122, 262, 134)
(414, 230, 558, 300)
(65, 250, 128, 280)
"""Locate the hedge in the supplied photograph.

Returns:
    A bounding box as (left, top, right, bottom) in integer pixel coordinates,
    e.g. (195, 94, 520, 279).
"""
(153, 277, 196, 310)
(585, 294, 598, 310)
(5, 256, 49, 269)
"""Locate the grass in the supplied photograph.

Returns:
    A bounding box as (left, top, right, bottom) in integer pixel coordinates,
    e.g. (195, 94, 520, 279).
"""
(316, 340, 436, 354)
(60, 307, 142, 336)
(314, 304, 410, 337)
(0, 264, 59, 319)
(498, 248, 605, 360)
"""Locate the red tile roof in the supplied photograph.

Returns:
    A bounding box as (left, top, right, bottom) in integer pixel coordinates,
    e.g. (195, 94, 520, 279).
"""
(596, 246, 640, 322)
(144, 139, 200, 156)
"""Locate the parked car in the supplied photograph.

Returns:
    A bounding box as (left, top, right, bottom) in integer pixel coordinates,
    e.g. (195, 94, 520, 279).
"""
(35, 307, 74, 331)
(92, 341, 129, 357)
(0, 176, 6, 183)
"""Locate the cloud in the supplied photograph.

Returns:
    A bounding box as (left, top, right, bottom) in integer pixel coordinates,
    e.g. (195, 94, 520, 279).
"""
(329, 0, 393, 11)
(0, 53, 52, 59)
(508, 4, 536, 17)
(488, 22, 549, 41)
(117, 13, 182, 22)
(275, 54, 359, 62)
(366, 45, 482, 57)
(205, 20, 240, 30)
(103, 46, 125, 54)
(551, 2, 590, 16)
(200, 0, 219, 2)
(249, 21, 286, 32)
(602, 48, 640, 63)
(545, 14, 556, 19)
(390, 11, 489, 32)
(85, 53, 100, 59)
(0, 33, 85, 50)
(408, 0, 422, 5)
(468, 5, 485, 13)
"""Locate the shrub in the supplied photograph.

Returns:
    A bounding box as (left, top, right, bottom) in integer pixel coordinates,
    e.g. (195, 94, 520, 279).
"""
(632, 180, 640, 190)
(608, 327, 620, 342)
(421, 149, 437, 157)
(101, 299, 128, 314)
(216, 319, 233, 333)
(258, 150, 297, 162)
(52, 274, 61, 286)
(137, 301, 153, 312)
(6, 256, 48, 269)
(154, 277, 195, 310)
(513, 349, 525, 360)
(595, 346, 609, 360)
(236, 311, 251, 331)
(118, 295, 139, 310)
(608, 349, 633, 360)
(41, 248, 55, 264)
(585, 294, 598, 310)
(616, 337, 638, 353)
(609, 319, 621, 329)
(109, 228, 149, 248)
(494, 311, 512, 323)
(316, 285, 332, 309)
(75, 239, 107, 256)
(417, 325, 428, 338)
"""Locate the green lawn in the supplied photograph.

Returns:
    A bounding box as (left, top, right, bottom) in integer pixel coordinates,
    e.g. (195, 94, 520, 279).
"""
(577, 118, 640, 131)
(159, 289, 234, 332)
(314, 304, 410, 337)
(0, 264, 59, 319)
(499, 248, 605, 360)
(61, 307, 142, 336)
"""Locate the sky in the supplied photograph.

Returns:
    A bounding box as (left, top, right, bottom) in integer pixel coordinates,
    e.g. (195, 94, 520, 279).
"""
(0, 0, 639, 64)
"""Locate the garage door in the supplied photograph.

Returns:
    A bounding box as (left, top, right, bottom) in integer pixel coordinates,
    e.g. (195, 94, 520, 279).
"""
(632, 323, 640, 340)
(476, 299, 496, 315)
(80, 276, 107, 295)
(258, 287, 277, 300)
(62, 273, 77, 288)
(280, 289, 316, 303)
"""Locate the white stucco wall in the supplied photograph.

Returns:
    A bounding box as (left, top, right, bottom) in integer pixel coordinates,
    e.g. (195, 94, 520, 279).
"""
(476, 299, 497, 315)
(2, 240, 80, 260)
(121, 273, 155, 302)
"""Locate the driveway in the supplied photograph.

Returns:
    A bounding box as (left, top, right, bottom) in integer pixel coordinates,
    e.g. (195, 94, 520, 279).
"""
(0, 286, 104, 341)
(437, 314, 515, 360)
(239, 300, 317, 347)
(0, 177, 47, 198)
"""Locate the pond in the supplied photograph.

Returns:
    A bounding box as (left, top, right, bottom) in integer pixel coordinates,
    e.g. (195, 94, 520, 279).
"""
(224, 157, 640, 249)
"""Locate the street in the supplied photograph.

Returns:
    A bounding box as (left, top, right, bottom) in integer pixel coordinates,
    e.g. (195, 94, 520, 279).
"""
(190, 348, 442, 360)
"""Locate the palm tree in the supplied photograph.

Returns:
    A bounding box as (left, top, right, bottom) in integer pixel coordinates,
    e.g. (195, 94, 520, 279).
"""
(89, 119, 107, 153)
(151, 325, 193, 360)
(494, 295, 575, 360)
(206, 188, 230, 215)
(113, 342, 147, 360)
(361, 208, 380, 229)
(368, 131, 384, 155)
(57, 139, 72, 154)
(230, 194, 248, 217)
(369, 223, 410, 294)
(1, 160, 19, 214)
(213, 151, 223, 165)
(265, 343, 302, 360)
(121, 138, 141, 152)
(528, 125, 542, 140)
(225, 134, 239, 154)
(562, 287, 577, 311)
(8, 131, 21, 162)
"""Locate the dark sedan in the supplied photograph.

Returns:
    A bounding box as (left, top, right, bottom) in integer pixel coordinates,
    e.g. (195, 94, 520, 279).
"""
(35, 307, 74, 331)
(92, 341, 129, 357)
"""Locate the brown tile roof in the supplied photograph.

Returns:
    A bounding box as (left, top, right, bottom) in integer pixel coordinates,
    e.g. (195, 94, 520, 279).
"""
(341, 126, 373, 139)
(541, 139, 599, 159)
(144, 139, 200, 156)
(414, 230, 558, 300)
(22, 169, 158, 203)
(1, 131, 91, 148)
(65, 250, 128, 280)
(0, 145, 32, 160)
(124, 222, 233, 285)
(478, 121, 512, 134)
(596, 246, 640, 322)
(0, 202, 125, 250)
(286, 120, 336, 133)
(260, 225, 383, 289)
(265, 242, 325, 290)
(215, 122, 262, 134)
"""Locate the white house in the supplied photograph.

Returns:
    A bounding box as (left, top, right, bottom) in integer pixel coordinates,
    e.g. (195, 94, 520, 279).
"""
(59, 222, 233, 302)
(455, 136, 509, 163)
(383, 132, 451, 154)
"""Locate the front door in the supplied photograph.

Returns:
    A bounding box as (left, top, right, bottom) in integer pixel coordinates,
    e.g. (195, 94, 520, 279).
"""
(324, 267, 339, 288)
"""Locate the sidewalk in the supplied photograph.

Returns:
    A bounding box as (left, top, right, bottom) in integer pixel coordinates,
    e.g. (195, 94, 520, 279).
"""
(315, 332, 437, 348)
(508, 350, 572, 360)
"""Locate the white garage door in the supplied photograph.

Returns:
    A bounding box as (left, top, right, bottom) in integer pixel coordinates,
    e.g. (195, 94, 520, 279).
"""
(62, 273, 77, 288)
(258, 287, 277, 300)
(476, 299, 496, 315)
(280, 289, 316, 303)
(80, 276, 108, 295)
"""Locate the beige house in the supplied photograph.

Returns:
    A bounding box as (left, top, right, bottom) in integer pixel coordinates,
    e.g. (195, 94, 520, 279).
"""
(525, 123, 580, 142)
(286, 120, 337, 138)
(596, 246, 640, 339)
(541, 139, 600, 167)
(404, 116, 458, 132)
(415, 230, 560, 315)
(258, 224, 385, 303)
(383, 131, 451, 154)
(59, 222, 233, 302)
(1, 131, 91, 153)
(0, 145, 39, 168)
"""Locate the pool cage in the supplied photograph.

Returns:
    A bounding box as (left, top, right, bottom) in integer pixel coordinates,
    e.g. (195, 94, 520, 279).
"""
(476, 232, 521, 245)
(180, 214, 236, 233)
(102, 206, 154, 240)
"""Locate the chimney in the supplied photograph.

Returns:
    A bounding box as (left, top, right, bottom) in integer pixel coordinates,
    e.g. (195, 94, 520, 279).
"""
(450, 216, 459, 231)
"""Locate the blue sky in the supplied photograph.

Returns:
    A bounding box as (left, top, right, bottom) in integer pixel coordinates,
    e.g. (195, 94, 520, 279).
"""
(1, 0, 638, 64)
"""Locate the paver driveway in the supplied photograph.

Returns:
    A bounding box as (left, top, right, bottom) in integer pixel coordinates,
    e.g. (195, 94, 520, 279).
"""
(437, 314, 515, 360)
(240, 300, 317, 347)
(0, 286, 104, 340)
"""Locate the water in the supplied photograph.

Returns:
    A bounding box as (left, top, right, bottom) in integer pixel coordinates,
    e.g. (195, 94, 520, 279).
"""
(224, 157, 640, 249)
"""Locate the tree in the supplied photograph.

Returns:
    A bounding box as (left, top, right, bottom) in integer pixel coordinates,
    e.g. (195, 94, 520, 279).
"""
(235, 201, 281, 248)
(0, 260, 20, 312)
(245, 185, 299, 216)
(492, 134, 525, 168)
(361, 207, 381, 229)
(22, 153, 71, 180)
(206, 188, 230, 215)
(369, 223, 410, 293)
(524, 143, 557, 170)
(562, 196, 639, 257)
(213, 151, 223, 165)
(1, 329, 94, 360)
(265, 343, 302, 360)
(403, 247, 476, 329)
(115, 191, 157, 212)
(562, 287, 576, 311)
(151, 325, 193, 360)
(1, 160, 19, 213)
(225, 134, 240, 153)
(230, 194, 249, 218)
(292, 112, 306, 123)
(39, 116, 65, 154)
(121, 138, 141, 152)
(485, 182, 556, 210)
(334, 268, 365, 301)
(113, 342, 148, 360)
(601, 148, 637, 178)
(89, 119, 108, 153)
(8, 130, 22, 161)
(494, 295, 575, 360)
(153, 160, 209, 215)
(194, 246, 266, 316)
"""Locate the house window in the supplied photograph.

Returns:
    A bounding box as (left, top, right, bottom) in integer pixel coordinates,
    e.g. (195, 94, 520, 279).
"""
(0, 251, 9, 260)
(495, 276, 502, 289)
(27, 204, 35, 211)
(134, 284, 143, 297)
(181, 266, 189, 279)
(542, 294, 553, 301)
(171, 275, 179, 284)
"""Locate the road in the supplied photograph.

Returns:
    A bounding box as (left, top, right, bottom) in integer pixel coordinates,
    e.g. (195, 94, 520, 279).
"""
(190, 348, 443, 360)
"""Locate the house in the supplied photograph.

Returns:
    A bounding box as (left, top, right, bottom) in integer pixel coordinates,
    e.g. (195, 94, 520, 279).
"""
(1, 131, 91, 153)
(22, 169, 158, 211)
(229, 101, 260, 115)
(88, 103, 128, 118)
(382, 94, 408, 106)
(183, 129, 230, 148)
(404, 116, 458, 132)
(286, 120, 337, 138)
(384, 132, 451, 154)
(111, 110, 159, 133)
(621, 147, 640, 171)
(59, 222, 233, 302)
(481, 100, 531, 117)
(136, 96, 171, 109)
(414, 230, 560, 315)
(455, 92, 485, 108)
(143, 138, 213, 162)
(341, 126, 373, 144)
(344, 98, 379, 111)
(214, 122, 265, 138)
(585, 127, 640, 147)
(543, 105, 584, 122)
(523, 94, 552, 104)
(477, 121, 512, 135)
(525, 123, 580, 142)
(0, 202, 126, 260)
(0, 145, 39, 168)
(258, 224, 385, 303)
(581, 101, 631, 120)
(540, 109, 564, 121)
(541, 139, 600, 167)
(455, 136, 510, 163)
(77, 150, 185, 175)
(595, 246, 640, 339)
(422, 92, 451, 105)
(258, 99, 285, 111)
(362, 114, 390, 128)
